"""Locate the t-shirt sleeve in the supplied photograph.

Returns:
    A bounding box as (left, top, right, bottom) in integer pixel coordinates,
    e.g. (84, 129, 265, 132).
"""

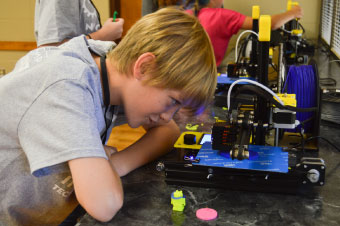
(221, 9, 246, 35)
(18, 79, 107, 177)
(35, 0, 82, 46)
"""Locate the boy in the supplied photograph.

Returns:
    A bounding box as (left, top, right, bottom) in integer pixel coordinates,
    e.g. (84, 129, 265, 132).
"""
(185, 0, 303, 66)
(35, 0, 125, 47)
(142, 0, 185, 16)
(0, 8, 217, 225)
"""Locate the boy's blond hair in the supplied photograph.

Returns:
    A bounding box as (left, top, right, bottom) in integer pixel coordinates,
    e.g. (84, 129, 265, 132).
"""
(108, 7, 217, 114)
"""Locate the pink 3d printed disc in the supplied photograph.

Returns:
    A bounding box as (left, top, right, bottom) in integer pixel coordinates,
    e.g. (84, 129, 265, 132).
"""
(196, 208, 218, 221)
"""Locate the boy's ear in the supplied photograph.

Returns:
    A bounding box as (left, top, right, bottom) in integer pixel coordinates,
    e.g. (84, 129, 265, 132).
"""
(133, 52, 156, 80)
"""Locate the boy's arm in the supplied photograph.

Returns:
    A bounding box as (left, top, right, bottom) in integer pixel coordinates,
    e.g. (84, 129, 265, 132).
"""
(241, 16, 253, 30)
(108, 119, 180, 177)
(271, 5, 303, 30)
(241, 5, 303, 30)
(67, 120, 179, 221)
(68, 157, 124, 222)
(39, 19, 124, 47)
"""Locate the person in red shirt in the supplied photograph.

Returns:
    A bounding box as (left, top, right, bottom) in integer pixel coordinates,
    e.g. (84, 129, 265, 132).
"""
(185, 0, 303, 67)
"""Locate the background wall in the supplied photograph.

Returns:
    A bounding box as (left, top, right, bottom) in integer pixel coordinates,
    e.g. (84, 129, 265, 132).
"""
(0, 0, 110, 74)
(223, 0, 322, 53)
(0, 0, 321, 73)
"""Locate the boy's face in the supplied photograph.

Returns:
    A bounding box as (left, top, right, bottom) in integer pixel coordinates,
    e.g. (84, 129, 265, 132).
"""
(123, 81, 183, 128)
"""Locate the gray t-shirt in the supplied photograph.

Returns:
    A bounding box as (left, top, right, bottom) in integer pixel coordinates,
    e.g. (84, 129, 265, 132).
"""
(0, 36, 116, 225)
(34, 0, 101, 46)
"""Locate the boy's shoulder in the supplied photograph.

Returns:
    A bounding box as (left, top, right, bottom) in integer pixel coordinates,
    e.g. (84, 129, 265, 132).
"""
(205, 7, 243, 14)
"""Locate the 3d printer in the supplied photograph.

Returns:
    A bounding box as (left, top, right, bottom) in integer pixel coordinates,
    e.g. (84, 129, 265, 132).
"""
(227, 0, 315, 80)
(157, 4, 325, 194)
(282, 0, 315, 65)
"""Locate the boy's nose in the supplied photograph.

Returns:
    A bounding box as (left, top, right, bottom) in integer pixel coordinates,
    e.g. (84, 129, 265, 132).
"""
(150, 114, 160, 123)
(160, 107, 180, 123)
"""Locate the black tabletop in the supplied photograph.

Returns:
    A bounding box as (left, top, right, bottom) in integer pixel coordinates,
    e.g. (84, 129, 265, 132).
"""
(78, 121, 340, 226)
(78, 43, 340, 226)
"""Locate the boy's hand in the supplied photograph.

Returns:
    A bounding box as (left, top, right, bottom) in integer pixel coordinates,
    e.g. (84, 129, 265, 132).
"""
(104, 145, 118, 158)
(92, 18, 124, 41)
(290, 5, 303, 19)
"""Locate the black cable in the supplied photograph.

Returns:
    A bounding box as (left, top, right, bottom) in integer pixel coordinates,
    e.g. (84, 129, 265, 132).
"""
(236, 37, 249, 64)
(298, 22, 306, 34)
(241, 36, 251, 59)
(322, 92, 340, 100)
(237, 35, 253, 64)
(291, 136, 340, 152)
(299, 126, 305, 155)
(268, 68, 277, 75)
(300, 116, 314, 126)
(309, 61, 321, 136)
(319, 78, 337, 86)
(270, 62, 278, 72)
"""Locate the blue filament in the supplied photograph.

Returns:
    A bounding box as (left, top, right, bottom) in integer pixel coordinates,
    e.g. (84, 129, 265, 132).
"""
(284, 65, 317, 132)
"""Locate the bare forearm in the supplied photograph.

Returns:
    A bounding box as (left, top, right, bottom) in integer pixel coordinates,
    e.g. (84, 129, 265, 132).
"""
(109, 120, 180, 176)
(271, 11, 295, 30)
(271, 6, 303, 30)
(69, 158, 124, 222)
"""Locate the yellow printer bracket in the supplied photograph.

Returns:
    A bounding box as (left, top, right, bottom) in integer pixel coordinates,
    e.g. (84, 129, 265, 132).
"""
(274, 93, 297, 107)
(174, 131, 208, 150)
(252, 6, 260, 19)
(259, 15, 271, 42)
(287, 0, 299, 11)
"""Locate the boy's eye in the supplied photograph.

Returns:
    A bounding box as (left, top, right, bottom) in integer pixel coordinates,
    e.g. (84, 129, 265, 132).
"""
(170, 97, 182, 107)
(171, 98, 177, 105)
